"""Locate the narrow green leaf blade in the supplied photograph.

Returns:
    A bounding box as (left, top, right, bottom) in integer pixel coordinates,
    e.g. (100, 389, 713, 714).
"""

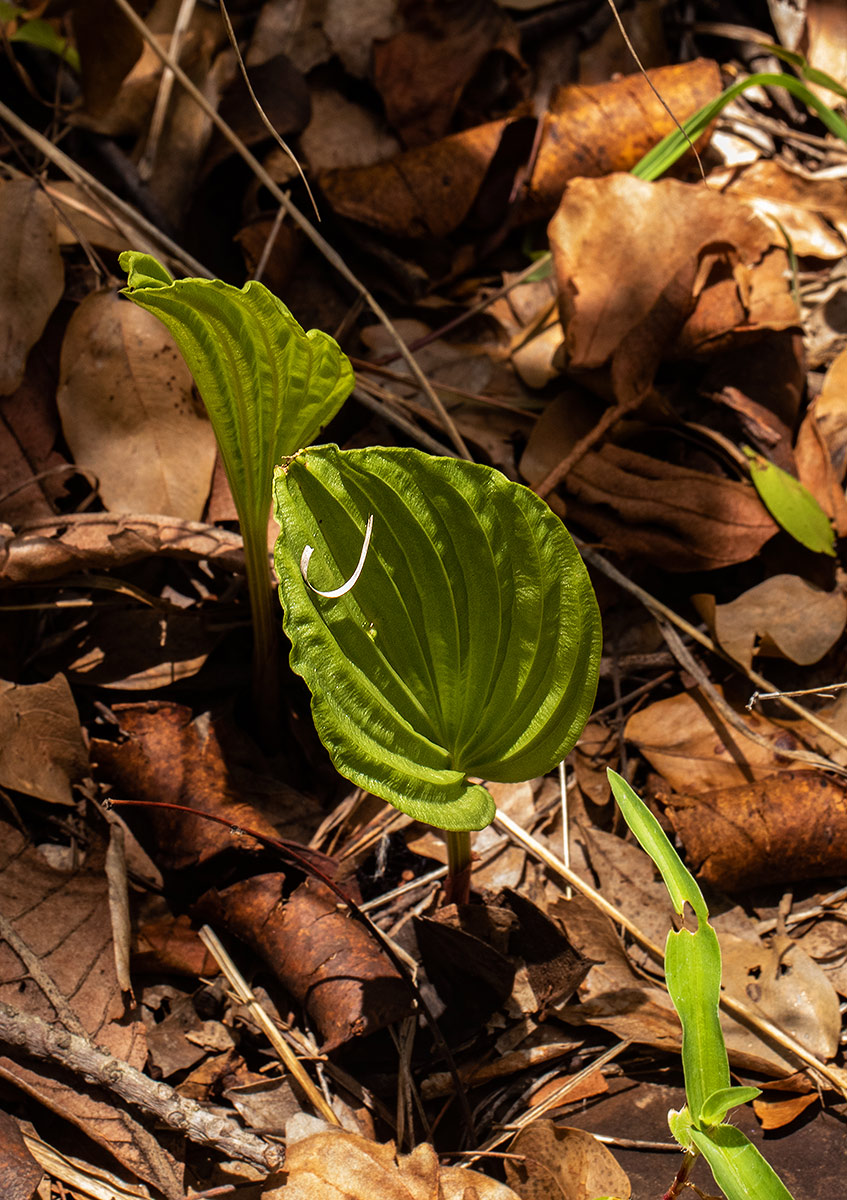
(274, 445, 601, 831)
(608, 770, 729, 1123)
(742, 446, 836, 556)
(689, 1126, 796, 1200)
(119, 251, 354, 537)
(700, 1086, 761, 1127)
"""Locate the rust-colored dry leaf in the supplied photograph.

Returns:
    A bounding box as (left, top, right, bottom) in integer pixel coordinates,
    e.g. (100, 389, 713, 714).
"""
(318, 60, 720, 239)
(0, 180, 64, 396)
(93, 703, 410, 1048)
(666, 770, 847, 889)
(265, 1129, 521, 1200)
(57, 291, 217, 520)
(564, 444, 777, 571)
(198, 874, 412, 1050)
(694, 575, 847, 671)
(753, 1090, 818, 1130)
(0, 674, 88, 805)
(796, 347, 847, 534)
(505, 1121, 631, 1200)
(0, 826, 181, 1196)
(525, 59, 721, 219)
(624, 688, 807, 793)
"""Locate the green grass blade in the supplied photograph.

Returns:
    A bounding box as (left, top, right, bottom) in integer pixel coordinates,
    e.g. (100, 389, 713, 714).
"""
(632, 72, 847, 181)
(690, 1126, 796, 1200)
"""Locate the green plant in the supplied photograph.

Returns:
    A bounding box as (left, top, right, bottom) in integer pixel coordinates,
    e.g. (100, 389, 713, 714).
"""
(119, 252, 353, 736)
(607, 769, 796, 1200)
(272, 444, 601, 889)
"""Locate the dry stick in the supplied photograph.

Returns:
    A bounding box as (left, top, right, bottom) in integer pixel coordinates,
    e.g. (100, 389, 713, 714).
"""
(0, 912, 86, 1037)
(0, 1001, 282, 1172)
(0, 100, 212, 279)
(198, 924, 340, 1127)
(576, 539, 847, 757)
(137, 0, 196, 180)
(494, 810, 847, 1098)
(109, 0, 472, 463)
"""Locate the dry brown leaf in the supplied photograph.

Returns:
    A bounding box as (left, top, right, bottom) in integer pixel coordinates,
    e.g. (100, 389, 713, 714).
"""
(795, 347, 847, 533)
(624, 688, 806, 793)
(753, 1090, 818, 1130)
(72, 0, 143, 117)
(373, 1, 520, 147)
(300, 89, 401, 172)
(666, 770, 847, 889)
(719, 931, 841, 1062)
(565, 444, 777, 571)
(264, 1129, 521, 1199)
(57, 291, 217, 520)
(0, 675, 88, 804)
(694, 575, 847, 670)
(802, 0, 847, 106)
(505, 1121, 631, 1200)
(0, 826, 181, 1196)
(0, 181, 64, 397)
(318, 60, 720, 239)
(0, 1111, 42, 1200)
(549, 174, 797, 396)
(725, 160, 847, 258)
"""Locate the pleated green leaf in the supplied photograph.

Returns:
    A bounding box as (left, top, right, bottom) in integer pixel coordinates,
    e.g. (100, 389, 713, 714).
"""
(274, 445, 602, 831)
(119, 252, 354, 543)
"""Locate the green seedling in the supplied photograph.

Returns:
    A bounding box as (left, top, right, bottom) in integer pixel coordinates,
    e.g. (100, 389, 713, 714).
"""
(272, 445, 601, 891)
(119, 252, 353, 737)
(607, 769, 796, 1200)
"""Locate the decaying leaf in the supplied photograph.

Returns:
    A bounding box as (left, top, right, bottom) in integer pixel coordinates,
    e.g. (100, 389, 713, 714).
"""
(0, 674, 88, 805)
(724, 160, 847, 258)
(505, 1121, 631, 1200)
(666, 769, 847, 889)
(719, 931, 841, 1062)
(694, 575, 847, 670)
(795, 345, 847, 533)
(57, 291, 217, 520)
(0, 1110, 42, 1200)
(624, 689, 808, 793)
(564, 444, 778, 571)
(264, 1127, 521, 1199)
(0, 180, 65, 396)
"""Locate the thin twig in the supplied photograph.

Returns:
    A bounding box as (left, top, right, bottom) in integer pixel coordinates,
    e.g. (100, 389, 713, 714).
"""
(0, 1000, 282, 1172)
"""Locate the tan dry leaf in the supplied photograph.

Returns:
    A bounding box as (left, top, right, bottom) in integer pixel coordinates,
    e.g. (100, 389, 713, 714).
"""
(724, 160, 847, 258)
(694, 575, 847, 670)
(57, 292, 217, 520)
(624, 688, 805, 793)
(505, 1122, 631, 1200)
(549, 173, 797, 380)
(800, 345, 847, 481)
(0, 180, 64, 396)
(565, 444, 777, 571)
(795, 396, 847, 535)
(264, 1129, 521, 1199)
(719, 931, 841, 1062)
(0, 675, 88, 804)
(666, 769, 847, 890)
(803, 0, 847, 106)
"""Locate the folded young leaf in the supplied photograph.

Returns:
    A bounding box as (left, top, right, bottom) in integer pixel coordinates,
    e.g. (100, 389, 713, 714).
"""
(274, 446, 601, 831)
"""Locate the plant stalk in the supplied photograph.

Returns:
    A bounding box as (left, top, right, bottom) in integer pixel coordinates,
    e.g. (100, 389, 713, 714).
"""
(243, 521, 280, 746)
(444, 829, 472, 905)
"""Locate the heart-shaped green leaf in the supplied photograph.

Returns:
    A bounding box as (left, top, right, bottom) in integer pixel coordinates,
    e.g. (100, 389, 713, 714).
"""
(273, 445, 601, 831)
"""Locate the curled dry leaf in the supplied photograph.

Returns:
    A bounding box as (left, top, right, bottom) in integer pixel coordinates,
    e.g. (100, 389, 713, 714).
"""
(505, 1121, 631, 1200)
(624, 688, 807, 793)
(724, 160, 847, 258)
(0, 1110, 42, 1200)
(693, 574, 847, 671)
(0, 180, 64, 396)
(57, 291, 217, 521)
(549, 173, 797, 395)
(666, 769, 847, 890)
(795, 346, 847, 532)
(0, 674, 88, 805)
(564, 444, 778, 571)
(264, 1128, 521, 1200)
